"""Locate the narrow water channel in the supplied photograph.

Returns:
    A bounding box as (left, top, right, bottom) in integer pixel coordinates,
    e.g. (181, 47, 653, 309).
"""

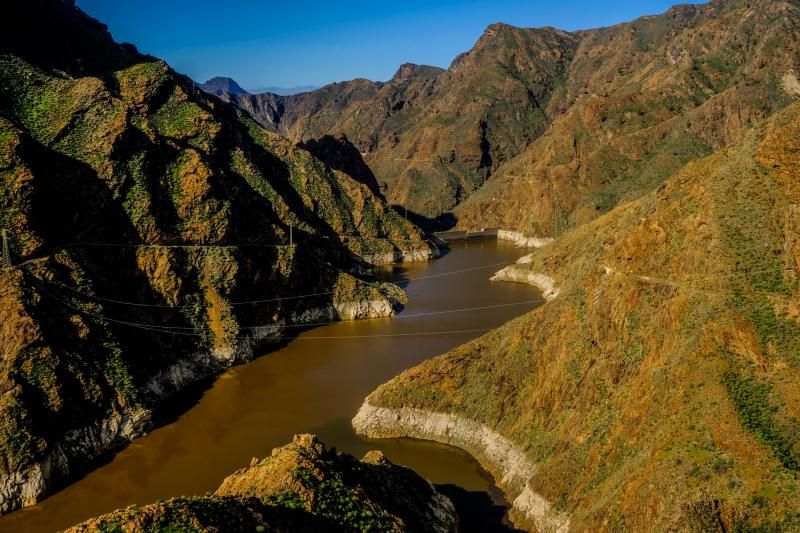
(0, 239, 543, 532)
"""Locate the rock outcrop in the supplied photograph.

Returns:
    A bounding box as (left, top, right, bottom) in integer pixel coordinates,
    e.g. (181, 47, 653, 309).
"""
(497, 230, 554, 249)
(353, 403, 569, 532)
(490, 267, 560, 301)
(67, 434, 458, 532)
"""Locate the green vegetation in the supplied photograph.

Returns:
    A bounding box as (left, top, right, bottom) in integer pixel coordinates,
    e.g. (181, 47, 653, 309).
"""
(292, 466, 396, 531)
(722, 365, 799, 471)
(0, 0, 428, 516)
(69, 435, 455, 532)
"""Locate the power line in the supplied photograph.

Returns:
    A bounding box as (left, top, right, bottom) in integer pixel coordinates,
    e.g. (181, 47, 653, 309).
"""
(38, 256, 795, 315)
(33, 265, 791, 346)
(36, 260, 521, 309)
(33, 281, 514, 342)
(60, 234, 435, 249)
(39, 277, 542, 333)
(220, 299, 545, 331)
(280, 329, 495, 340)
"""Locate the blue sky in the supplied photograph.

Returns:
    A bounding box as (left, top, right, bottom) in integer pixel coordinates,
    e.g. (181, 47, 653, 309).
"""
(77, 0, 688, 90)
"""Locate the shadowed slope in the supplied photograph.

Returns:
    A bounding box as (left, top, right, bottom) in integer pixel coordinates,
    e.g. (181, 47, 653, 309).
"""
(0, 0, 437, 514)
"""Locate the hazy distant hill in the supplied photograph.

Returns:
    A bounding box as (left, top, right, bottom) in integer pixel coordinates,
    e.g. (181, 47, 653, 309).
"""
(198, 77, 319, 97)
(198, 75, 249, 95)
(252, 85, 320, 96)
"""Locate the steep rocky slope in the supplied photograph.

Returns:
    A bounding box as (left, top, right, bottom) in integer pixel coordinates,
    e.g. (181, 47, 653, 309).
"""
(208, 28, 576, 223)
(355, 103, 800, 530)
(0, 0, 438, 514)
(456, 0, 800, 237)
(67, 434, 458, 532)
(210, 0, 800, 233)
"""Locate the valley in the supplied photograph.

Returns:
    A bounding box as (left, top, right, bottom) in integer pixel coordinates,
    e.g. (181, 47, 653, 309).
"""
(0, 0, 799, 531)
(0, 240, 543, 532)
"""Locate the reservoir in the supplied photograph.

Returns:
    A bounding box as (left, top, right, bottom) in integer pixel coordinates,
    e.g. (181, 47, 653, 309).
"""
(0, 239, 543, 532)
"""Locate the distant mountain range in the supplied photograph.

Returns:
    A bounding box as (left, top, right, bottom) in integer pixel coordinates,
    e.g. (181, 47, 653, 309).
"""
(252, 84, 320, 95)
(197, 76, 248, 95)
(198, 76, 318, 96)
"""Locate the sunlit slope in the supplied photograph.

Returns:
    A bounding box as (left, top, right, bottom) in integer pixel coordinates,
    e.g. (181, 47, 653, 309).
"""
(221, 0, 800, 231)
(456, 0, 800, 236)
(364, 102, 800, 531)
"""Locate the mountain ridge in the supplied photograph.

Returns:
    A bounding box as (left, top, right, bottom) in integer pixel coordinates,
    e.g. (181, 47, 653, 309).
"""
(207, 0, 799, 233)
(0, 0, 438, 514)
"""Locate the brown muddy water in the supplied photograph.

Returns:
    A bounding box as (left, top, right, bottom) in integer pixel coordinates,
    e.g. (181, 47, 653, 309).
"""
(0, 240, 543, 532)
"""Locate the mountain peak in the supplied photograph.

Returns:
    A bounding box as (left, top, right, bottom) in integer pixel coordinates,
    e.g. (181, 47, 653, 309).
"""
(391, 63, 444, 82)
(483, 22, 517, 35)
(199, 76, 248, 96)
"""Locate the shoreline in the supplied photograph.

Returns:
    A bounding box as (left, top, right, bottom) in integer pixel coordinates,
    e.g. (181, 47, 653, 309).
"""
(491, 266, 560, 301)
(351, 244, 564, 531)
(353, 402, 570, 532)
(497, 230, 554, 249)
(0, 264, 414, 515)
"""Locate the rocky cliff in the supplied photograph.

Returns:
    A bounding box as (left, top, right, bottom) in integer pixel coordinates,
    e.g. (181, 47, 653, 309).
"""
(0, 0, 438, 514)
(67, 434, 458, 532)
(355, 102, 800, 530)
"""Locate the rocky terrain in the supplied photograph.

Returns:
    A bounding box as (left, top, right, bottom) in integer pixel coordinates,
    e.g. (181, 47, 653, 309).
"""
(207, 29, 574, 226)
(455, 0, 800, 238)
(67, 434, 458, 532)
(356, 101, 800, 530)
(0, 0, 438, 514)
(208, 0, 800, 236)
(2, 0, 799, 530)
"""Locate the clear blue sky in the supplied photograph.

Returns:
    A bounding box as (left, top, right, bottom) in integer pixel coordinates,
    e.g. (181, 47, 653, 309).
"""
(76, 0, 688, 91)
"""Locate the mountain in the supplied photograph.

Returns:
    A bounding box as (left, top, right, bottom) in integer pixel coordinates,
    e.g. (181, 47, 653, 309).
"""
(0, 0, 438, 514)
(199, 76, 249, 96)
(3, 0, 800, 529)
(454, 0, 800, 237)
(211, 1, 800, 235)
(356, 99, 800, 531)
(67, 435, 458, 532)
(214, 38, 575, 225)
